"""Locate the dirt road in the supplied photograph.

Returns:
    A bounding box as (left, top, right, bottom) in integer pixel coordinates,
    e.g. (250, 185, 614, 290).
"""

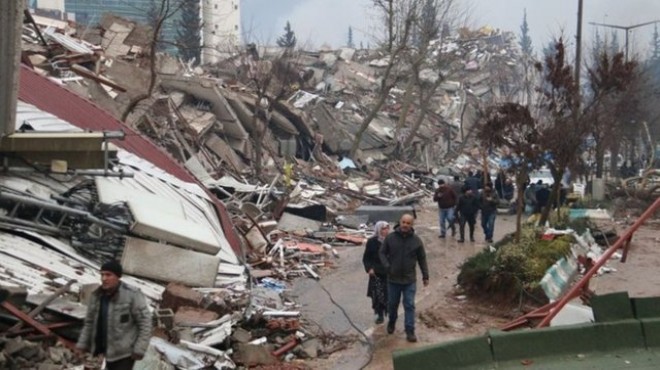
(294, 200, 660, 370)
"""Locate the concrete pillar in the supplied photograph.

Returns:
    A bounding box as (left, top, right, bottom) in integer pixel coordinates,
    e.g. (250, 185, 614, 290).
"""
(0, 0, 25, 138)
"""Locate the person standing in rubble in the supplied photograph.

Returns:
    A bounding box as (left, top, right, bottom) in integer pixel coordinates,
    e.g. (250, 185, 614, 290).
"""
(379, 214, 429, 342)
(77, 261, 152, 370)
(363, 221, 390, 324)
(433, 179, 457, 238)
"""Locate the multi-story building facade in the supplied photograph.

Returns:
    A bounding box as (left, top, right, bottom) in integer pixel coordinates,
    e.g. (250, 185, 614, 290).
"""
(201, 0, 241, 64)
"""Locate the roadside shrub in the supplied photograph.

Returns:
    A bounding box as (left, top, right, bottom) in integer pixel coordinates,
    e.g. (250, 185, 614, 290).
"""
(458, 227, 574, 303)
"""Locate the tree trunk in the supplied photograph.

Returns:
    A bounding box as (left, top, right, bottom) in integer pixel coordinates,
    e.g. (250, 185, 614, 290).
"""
(350, 92, 388, 157)
(395, 78, 416, 135)
(610, 141, 620, 177)
(539, 169, 563, 227)
(401, 89, 435, 150)
(595, 142, 605, 179)
(514, 173, 526, 243)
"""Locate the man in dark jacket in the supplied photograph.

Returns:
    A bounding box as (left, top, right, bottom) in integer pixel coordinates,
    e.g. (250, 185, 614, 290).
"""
(433, 179, 457, 238)
(535, 180, 551, 214)
(77, 261, 152, 370)
(455, 189, 480, 242)
(464, 171, 481, 193)
(379, 214, 429, 343)
(480, 186, 499, 243)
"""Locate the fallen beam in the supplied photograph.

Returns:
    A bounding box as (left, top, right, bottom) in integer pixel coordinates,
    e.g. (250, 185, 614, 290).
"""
(1, 301, 75, 349)
(7, 279, 76, 333)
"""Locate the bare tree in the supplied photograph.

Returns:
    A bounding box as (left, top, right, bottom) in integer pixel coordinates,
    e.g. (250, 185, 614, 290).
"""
(240, 48, 302, 179)
(395, 0, 459, 156)
(349, 0, 418, 158)
(121, 0, 184, 122)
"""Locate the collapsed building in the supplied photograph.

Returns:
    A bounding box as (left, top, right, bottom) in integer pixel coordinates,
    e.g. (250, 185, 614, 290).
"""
(0, 8, 533, 368)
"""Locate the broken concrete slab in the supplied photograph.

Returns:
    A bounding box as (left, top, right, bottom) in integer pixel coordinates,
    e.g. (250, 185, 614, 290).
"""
(277, 212, 322, 233)
(335, 214, 369, 229)
(121, 237, 221, 287)
(283, 204, 328, 222)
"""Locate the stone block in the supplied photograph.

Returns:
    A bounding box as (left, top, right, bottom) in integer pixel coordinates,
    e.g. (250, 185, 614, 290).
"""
(232, 327, 252, 343)
(161, 283, 204, 312)
(174, 306, 219, 326)
(235, 343, 277, 367)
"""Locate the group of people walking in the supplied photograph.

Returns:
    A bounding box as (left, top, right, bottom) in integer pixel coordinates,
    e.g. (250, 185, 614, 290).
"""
(362, 172, 505, 343)
(433, 172, 499, 243)
(363, 214, 429, 343)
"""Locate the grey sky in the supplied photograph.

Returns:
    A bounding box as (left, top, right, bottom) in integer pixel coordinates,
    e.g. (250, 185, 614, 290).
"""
(241, 0, 660, 58)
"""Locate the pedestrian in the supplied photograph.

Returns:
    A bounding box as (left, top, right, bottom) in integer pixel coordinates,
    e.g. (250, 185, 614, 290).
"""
(464, 171, 481, 193)
(449, 175, 464, 234)
(379, 214, 429, 342)
(479, 186, 499, 243)
(494, 170, 506, 199)
(449, 175, 464, 197)
(535, 180, 550, 214)
(455, 188, 480, 243)
(363, 221, 390, 324)
(433, 179, 457, 238)
(523, 181, 537, 214)
(76, 261, 152, 370)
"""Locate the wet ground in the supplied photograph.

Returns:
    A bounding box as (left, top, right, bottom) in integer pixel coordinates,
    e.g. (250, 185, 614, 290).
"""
(291, 201, 660, 370)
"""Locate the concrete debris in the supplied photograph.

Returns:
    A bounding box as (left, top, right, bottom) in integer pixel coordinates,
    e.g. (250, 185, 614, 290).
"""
(10, 6, 539, 368)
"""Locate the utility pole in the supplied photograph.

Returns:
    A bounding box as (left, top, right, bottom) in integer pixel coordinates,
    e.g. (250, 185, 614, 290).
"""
(589, 19, 660, 61)
(575, 0, 584, 89)
(0, 0, 24, 138)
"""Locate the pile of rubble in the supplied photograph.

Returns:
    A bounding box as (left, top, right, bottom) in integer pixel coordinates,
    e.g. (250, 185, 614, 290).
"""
(4, 8, 530, 369)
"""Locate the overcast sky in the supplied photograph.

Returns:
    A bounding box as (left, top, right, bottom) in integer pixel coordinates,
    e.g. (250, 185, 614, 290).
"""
(241, 0, 660, 58)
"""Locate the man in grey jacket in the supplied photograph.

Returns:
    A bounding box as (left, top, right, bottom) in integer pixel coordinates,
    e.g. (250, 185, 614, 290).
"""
(77, 261, 152, 370)
(379, 214, 429, 342)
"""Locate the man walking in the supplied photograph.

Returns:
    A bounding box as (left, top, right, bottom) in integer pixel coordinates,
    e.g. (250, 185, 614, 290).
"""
(379, 214, 429, 342)
(455, 188, 480, 242)
(433, 179, 457, 238)
(480, 186, 499, 243)
(77, 261, 152, 370)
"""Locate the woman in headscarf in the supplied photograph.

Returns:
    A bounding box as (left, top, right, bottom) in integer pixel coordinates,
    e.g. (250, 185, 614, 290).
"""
(362, 221, 390, 324)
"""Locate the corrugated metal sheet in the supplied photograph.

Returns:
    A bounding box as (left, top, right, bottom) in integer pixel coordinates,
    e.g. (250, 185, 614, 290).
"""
(17, 65, 242, 256)
(16, 101, 84, 132)
(0, 231, 164, 307)
(13, 101, 239, 268)
(43, 27, 96, 54)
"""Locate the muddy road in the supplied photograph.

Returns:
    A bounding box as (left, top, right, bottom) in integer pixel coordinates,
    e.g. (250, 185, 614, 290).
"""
(291, 200, 660, 370)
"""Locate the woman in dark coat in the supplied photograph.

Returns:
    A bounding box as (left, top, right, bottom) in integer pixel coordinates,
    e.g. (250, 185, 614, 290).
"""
(362, 221, 390, 324)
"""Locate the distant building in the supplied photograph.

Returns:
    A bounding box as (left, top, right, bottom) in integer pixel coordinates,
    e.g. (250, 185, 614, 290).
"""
(201, 0, 241, 64)
(31, 0, 241, 63)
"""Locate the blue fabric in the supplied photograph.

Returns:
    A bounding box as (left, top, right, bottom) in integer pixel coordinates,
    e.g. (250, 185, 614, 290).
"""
(481, 212, 497, 240)
(388, 282, 417, 333)
(438, 207, 455, 236)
